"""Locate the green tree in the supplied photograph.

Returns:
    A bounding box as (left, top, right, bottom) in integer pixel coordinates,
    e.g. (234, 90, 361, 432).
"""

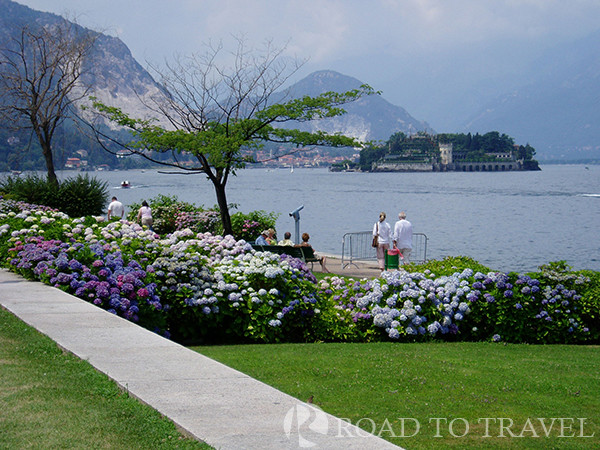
(517, 143, 536, 160)
(90, 39, 374, 235)
(359, 145, 387, 171)
(479, 131, 514, 153)
(386, 131, 407, 153)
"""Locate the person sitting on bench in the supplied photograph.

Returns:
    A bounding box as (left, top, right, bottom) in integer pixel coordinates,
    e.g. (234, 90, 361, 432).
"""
(295, 232, 329, 273)
(266, 228, 277, 245)
(255, 230, 269, 246)
(278, 231, 294, 246)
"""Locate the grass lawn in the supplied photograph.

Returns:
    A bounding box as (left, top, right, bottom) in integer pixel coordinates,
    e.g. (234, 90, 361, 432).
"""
(0, 307, 211, 450)
(195, 341, 600, 449)
(3, 285, 598, 449)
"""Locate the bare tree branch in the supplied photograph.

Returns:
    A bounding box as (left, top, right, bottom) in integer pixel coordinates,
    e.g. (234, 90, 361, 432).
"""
(0, 19, 97, 185)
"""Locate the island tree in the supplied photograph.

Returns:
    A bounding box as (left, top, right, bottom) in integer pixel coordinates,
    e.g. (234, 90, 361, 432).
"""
(0, 20, 96, 186)
(90, 39, 375, 235)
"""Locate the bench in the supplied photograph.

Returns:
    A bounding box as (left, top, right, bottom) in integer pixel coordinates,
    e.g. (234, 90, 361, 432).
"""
(298, 246, 320, 265)
(251, 244, 303, 259)
(251, 244, 320, 268)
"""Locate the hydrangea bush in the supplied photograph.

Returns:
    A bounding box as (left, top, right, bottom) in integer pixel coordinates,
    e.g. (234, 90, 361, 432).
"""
(317, 268, 477, 341)
(8, 235, 167, 333)
(126, 195, 278, 242)
(1, 197, 598, 345)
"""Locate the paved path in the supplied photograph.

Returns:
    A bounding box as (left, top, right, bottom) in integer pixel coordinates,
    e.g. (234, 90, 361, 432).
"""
(0, 269, 400, 449)
(312, 253, 383, 279)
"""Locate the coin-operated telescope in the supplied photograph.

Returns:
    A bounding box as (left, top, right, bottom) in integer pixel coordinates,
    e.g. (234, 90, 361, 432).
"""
(289, 205, 304, 245)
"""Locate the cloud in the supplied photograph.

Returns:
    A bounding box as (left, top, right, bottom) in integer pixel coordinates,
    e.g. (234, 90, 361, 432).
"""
(171, 0, 352, 63)
(16, 0, 600, 64)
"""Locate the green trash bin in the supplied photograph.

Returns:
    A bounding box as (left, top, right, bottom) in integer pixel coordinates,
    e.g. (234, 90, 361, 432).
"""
(385, 249, 400, 270)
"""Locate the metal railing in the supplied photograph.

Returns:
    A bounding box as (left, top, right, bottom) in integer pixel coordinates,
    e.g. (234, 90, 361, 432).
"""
(341, 231, 428, 268)
(409, 233, 428, 265)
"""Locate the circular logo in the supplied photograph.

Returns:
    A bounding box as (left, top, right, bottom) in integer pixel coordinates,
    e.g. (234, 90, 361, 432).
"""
(283, 403, 329, 448)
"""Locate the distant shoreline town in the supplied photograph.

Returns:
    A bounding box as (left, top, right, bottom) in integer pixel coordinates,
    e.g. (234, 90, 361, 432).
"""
(55, 132, 541, 174)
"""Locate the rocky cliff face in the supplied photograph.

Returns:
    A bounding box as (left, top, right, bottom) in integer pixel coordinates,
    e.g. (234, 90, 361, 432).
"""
(1, 0, 430, 144)
(0, 0, 166, 127)
(276, 70, 433, 142)
(76, 32, 168, 127)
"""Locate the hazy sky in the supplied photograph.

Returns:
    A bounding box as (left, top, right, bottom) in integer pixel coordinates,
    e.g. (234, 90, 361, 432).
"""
(13, 0, 600, 130)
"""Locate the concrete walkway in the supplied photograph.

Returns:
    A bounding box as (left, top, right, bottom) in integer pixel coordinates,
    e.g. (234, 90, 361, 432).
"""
(311, 253, 383, 279)
(0, 269, 400, 449)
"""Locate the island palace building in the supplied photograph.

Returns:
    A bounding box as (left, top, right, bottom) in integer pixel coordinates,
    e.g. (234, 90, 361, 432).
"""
(372, 143, 525, 172)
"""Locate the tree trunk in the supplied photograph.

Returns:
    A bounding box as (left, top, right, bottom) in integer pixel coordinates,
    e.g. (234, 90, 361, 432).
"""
(213, 180, 233, 236)
(38, 134, 59, 187)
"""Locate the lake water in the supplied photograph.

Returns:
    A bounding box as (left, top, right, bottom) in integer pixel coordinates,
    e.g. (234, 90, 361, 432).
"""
(79, 164, 599, 273)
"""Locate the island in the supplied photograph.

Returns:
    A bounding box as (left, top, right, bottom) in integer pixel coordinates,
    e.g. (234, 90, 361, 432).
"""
(331, 131, 541, 172)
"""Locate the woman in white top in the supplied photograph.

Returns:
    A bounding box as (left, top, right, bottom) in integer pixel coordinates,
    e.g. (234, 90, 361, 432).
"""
(373, 212, 392, 271)
(137, 201, 153, 229)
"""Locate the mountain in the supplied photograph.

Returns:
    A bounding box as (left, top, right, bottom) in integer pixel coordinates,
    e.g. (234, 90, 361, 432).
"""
(463, 31, 600, 161)
(78, 30, 167, 126)
(1, 0, 429, 168)
(0, 0, 172, 170)
(276, 70, 433, 142)
(0, 0, 165, 124)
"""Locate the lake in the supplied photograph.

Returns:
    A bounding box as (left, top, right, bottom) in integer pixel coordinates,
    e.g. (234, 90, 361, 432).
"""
(76, 164, 599, 273)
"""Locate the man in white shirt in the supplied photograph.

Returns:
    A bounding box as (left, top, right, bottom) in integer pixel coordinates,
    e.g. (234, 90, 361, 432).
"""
(393, 211, 413, 264)
(107, 196, 125, 221)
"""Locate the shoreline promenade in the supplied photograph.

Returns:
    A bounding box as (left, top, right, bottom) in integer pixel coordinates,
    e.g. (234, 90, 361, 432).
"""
(0, 268, 399, 449)
(313, 253, 382, 278)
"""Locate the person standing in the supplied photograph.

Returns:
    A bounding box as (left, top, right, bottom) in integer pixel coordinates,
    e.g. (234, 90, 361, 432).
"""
(137, 200, 153, 229)
(107, 196, 124, 221)
(393, 211, 413, 264)
(373, 212, 392, 271)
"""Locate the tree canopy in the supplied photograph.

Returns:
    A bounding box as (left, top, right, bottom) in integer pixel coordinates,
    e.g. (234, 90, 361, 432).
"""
(90, 40, 375, 235)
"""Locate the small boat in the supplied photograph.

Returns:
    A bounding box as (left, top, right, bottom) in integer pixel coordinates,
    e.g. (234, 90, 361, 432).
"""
(121, 180, 130, 188)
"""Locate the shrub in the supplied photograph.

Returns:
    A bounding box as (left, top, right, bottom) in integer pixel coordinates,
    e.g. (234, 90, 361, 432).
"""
(536, 261, 600, 342)
(56, 175, 108, 217)
(1, 200, 598, 346)
(578, 272, 600, 342)
(230, 210, 278, 242)
(126, 196, 278, 240)
(0, 174, 107, 217)
(406, 255, 492, 276)
(316, 269, 478, 342)
(8, 235, 167, 335)
(452, 265, 594, 344)
(0, 174, 58, 206)
(127, 195, 198, 234)
(174, 210, 221, 234)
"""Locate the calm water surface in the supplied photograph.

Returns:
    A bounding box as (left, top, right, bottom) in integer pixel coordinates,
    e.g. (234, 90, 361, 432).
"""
(81, 164, 599, 273)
